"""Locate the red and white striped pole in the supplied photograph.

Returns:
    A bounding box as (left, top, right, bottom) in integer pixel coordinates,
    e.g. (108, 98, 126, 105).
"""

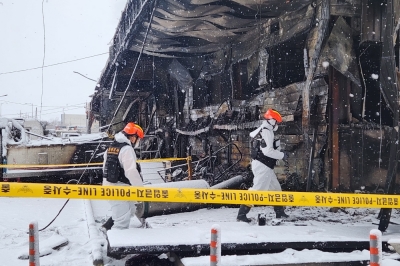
(370, 229, 382, 266)
(29, 221, 40, 266)
(210, 224, 221, 266)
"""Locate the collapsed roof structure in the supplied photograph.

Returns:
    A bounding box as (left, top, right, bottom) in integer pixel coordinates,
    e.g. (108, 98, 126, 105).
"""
(89, 0, 400, 197)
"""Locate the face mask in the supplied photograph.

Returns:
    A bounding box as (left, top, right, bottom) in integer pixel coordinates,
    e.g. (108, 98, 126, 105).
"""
(267, 119, 278, 131)
(135, 139, 141, 147)
(269, 119, 276, 126)
(128, 135, 138, 146)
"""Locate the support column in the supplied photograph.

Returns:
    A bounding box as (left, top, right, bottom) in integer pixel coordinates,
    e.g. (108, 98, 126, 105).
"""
(329, 67, 340, 190)
(302, 0, 330, 181)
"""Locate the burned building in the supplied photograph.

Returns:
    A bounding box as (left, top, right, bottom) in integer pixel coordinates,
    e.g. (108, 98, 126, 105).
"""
(89, 0, 400, 193)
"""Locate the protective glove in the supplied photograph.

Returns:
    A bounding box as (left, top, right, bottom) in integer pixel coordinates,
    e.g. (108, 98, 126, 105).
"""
(282, 151, 289, 161)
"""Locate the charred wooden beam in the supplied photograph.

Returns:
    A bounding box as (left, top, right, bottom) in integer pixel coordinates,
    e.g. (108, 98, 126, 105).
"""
(301, 0, 330, 181)
(378, 0, 400, 232)
(302, 0, 330, 134)
(329, 67, 340, 190)
(330, 0, 361, 17)
(306, 95, 320, 191)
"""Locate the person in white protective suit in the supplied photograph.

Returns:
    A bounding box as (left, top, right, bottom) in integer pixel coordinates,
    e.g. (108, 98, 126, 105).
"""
(237, 109, 290, 223)
(102, 122, 144, 230)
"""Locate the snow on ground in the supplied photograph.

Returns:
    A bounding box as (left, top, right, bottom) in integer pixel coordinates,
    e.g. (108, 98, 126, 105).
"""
(2, 195, 400, 265)
(0, 197, 94, 266)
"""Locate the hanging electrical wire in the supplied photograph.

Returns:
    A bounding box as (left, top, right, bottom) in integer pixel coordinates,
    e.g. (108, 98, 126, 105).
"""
(0, 53, 108, 75)
(37, 0, 159, 231)
(0, 100, 86, 108)
(379, 85, 383, 170)
(40, 0, 46, 121)
(0, 100, 86, 118)
(2, 106, 83, 118)
(109, 0, 158, 123)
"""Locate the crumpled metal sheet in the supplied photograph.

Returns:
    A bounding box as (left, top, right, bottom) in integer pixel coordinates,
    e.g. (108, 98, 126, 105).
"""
(319, 16, 361, 88)
(126, 0, 313, 57)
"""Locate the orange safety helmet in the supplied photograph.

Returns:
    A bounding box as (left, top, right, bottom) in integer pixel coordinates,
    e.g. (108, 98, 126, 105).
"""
(122, 122, 144, 139)
(263, 109, 282, 123)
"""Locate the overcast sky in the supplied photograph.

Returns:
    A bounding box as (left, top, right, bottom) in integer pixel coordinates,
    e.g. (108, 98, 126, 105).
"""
(0, 0, 126, 121)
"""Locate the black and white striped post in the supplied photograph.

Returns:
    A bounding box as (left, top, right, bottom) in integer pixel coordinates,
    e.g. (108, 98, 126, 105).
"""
(29, 221, 40, 266)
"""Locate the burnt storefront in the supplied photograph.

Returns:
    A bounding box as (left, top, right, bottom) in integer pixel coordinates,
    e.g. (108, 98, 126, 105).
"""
(89, 0, 400, 194)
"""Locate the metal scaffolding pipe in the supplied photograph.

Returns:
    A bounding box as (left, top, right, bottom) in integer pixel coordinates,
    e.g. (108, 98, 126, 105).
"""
(135, 179, 210, 218)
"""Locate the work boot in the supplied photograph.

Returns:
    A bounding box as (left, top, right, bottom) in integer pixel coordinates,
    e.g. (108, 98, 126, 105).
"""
(237, 205, 252, 223)
(102, 217, 114, 231)
(274, 206, 289, 219)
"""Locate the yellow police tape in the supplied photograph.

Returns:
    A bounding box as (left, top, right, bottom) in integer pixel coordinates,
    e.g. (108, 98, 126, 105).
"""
(0, 157, 189, 169)
(0, 182, 399, 208)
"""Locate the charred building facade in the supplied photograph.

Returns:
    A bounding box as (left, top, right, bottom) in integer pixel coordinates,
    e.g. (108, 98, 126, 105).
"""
(89, 0, 400, 192)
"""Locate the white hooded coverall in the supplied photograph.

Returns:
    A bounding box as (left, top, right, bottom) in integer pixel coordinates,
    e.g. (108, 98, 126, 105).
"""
(249, 120, 285, 192)
(102, 132, 143, 229)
